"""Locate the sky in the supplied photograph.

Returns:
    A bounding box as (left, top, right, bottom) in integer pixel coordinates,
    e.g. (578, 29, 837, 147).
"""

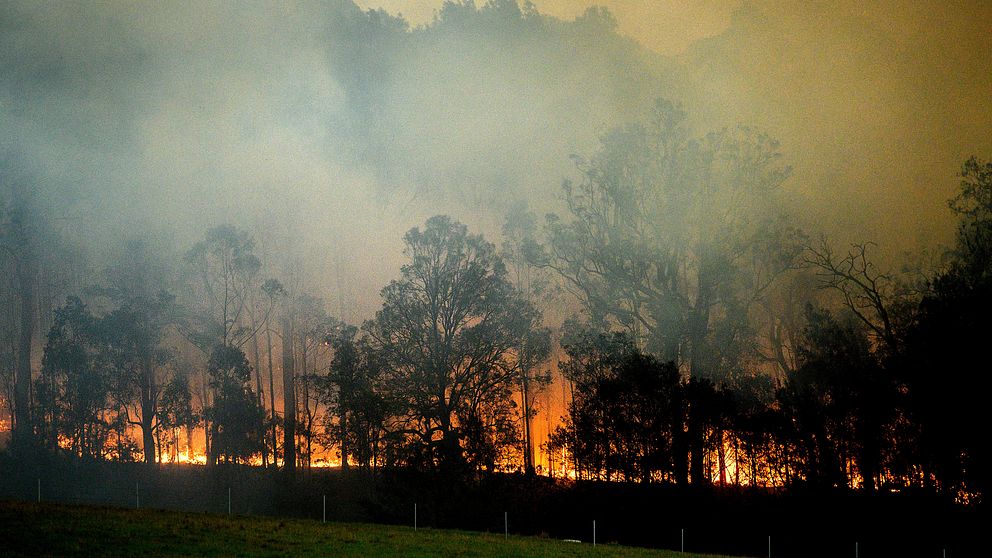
(356, 0, 735, 54)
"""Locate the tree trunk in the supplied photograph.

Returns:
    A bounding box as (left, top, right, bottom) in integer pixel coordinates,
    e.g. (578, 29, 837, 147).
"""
(202, 373, 214, 465)
(139, 354, 156, 464)
(521, 370, 533, 475)
(717, 428, 727, 485)
(281, 318, 296, 477)
(300, 344, 309, 469)
(13, 256, 34, 446)
(266, 327, 278, 465)
(252, 332, 268, 467)
(339, 402, 349, 470)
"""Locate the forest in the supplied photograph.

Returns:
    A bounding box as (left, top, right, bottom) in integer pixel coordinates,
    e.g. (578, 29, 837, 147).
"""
(4, 97, 990, 503)
(1, 2, 990, 554)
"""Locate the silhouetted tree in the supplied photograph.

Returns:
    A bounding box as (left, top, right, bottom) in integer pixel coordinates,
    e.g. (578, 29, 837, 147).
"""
(539, 100, 804, 484)
(552, 327, 683, 482)
(180, 225, 277, 464)
(778, 305, 893, 491)
(501, 202, 554, 475)
(36, 297, 110, 458)
(0, 168, 38, 448)
(365, 215, 544, 472)
(900, 156, 992, 499)
(97, 241, 177, 464)
(205, 344, 265, 465)
(319, 324, 395, 471)
(158, 370, 198, 463)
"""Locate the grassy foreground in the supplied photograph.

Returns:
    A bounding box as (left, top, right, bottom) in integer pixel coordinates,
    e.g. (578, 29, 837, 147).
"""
(0, 500, 732, 558)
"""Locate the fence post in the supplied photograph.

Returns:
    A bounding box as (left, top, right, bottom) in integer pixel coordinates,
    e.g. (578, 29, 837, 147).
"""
(414, 502, 417, 531)
(323, 494, 326, 523)
(228, 487, 231, 516)
(681, 528, 684, 554)
(37, 478, 40, 503)
(136, 482, 139, 509)
(768, 535, 771, 558)
(504, 511, 507, 540)
(593, 520, 596, 547)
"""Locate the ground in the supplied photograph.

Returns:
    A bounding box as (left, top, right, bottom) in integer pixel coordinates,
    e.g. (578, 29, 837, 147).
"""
(0, 500, 732, 557)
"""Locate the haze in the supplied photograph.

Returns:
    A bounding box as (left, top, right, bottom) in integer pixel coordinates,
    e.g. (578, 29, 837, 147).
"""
(3, 0, 988, 321)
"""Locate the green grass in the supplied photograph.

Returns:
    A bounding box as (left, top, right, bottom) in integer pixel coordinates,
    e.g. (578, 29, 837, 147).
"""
(0, 500, 731, 557)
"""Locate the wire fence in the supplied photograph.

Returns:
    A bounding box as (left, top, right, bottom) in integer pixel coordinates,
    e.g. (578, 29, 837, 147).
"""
(0, 462, 978, 558)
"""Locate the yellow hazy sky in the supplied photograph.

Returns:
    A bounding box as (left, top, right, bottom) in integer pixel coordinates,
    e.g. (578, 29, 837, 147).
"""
(355, 0, 736, 54)
(356, 1, 992, 61)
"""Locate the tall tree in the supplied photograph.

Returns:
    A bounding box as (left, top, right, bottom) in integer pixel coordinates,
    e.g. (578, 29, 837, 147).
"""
(291, 294, 336, 468)
(901, 156, 992, 499)
(181, 225, 263, 350)
(365, 215, 544, 471)
(551, 328, 684, 483)
(0, 169, 38, 447)
(281, 310, 296, 476)
(539, 100, 803, 483)
(260, 279, 285, 468)
(36, 297, 110, 458)
(158, 369, 197, 463)
(777, 305, 892, 491)
(100, 295, 174, 464)
(502, 203, 553, 474)
(98, 240, 176, 464)
(180, 225, 277, 464)
(320, 324, 393, 471)
(205, 344, 265, 465)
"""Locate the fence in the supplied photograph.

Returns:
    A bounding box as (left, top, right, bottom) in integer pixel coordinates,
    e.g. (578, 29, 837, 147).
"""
(0, 458, 980, 558)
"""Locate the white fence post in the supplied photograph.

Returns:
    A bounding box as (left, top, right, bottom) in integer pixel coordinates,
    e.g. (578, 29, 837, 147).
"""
(323, 494, 326, 523)
(504, 511, 507, 540)
(414, 502, 417, 531)
(593, 520, 596, 547)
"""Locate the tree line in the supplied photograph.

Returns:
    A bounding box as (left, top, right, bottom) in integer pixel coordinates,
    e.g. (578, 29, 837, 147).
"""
(2, 101, 989, 503)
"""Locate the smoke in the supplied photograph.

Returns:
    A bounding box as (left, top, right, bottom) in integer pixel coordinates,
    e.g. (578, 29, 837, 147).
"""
(3, 0, 990, 321)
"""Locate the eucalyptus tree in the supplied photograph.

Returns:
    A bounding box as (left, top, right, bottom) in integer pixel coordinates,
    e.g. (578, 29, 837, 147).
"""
(180, 225, 279, 464)
(539, 100, 804, 484)
(258, 278, 285, 467)
(290, 293, 338, 468)
(365, 215, 545, 471)
(320, 324, 393, 471)
(35, 297, 110, 458)
(205, 344, 265, 464)
(158, 369, 197, 463)
(551, 328, 684, 483)
(777, 305, 891, 491)
(501, 203, 553, 474)
(97, 240, 177, 464)
(100, 294, 175, 464)
(0, 168, 38, 447)
(181, 225, 264, 350)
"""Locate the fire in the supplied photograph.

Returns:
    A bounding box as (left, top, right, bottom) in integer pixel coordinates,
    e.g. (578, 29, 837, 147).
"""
(159, 449, 206, 465)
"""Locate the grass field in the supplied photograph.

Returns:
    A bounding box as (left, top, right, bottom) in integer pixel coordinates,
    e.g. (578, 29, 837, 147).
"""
(0, 500, 733, 557)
